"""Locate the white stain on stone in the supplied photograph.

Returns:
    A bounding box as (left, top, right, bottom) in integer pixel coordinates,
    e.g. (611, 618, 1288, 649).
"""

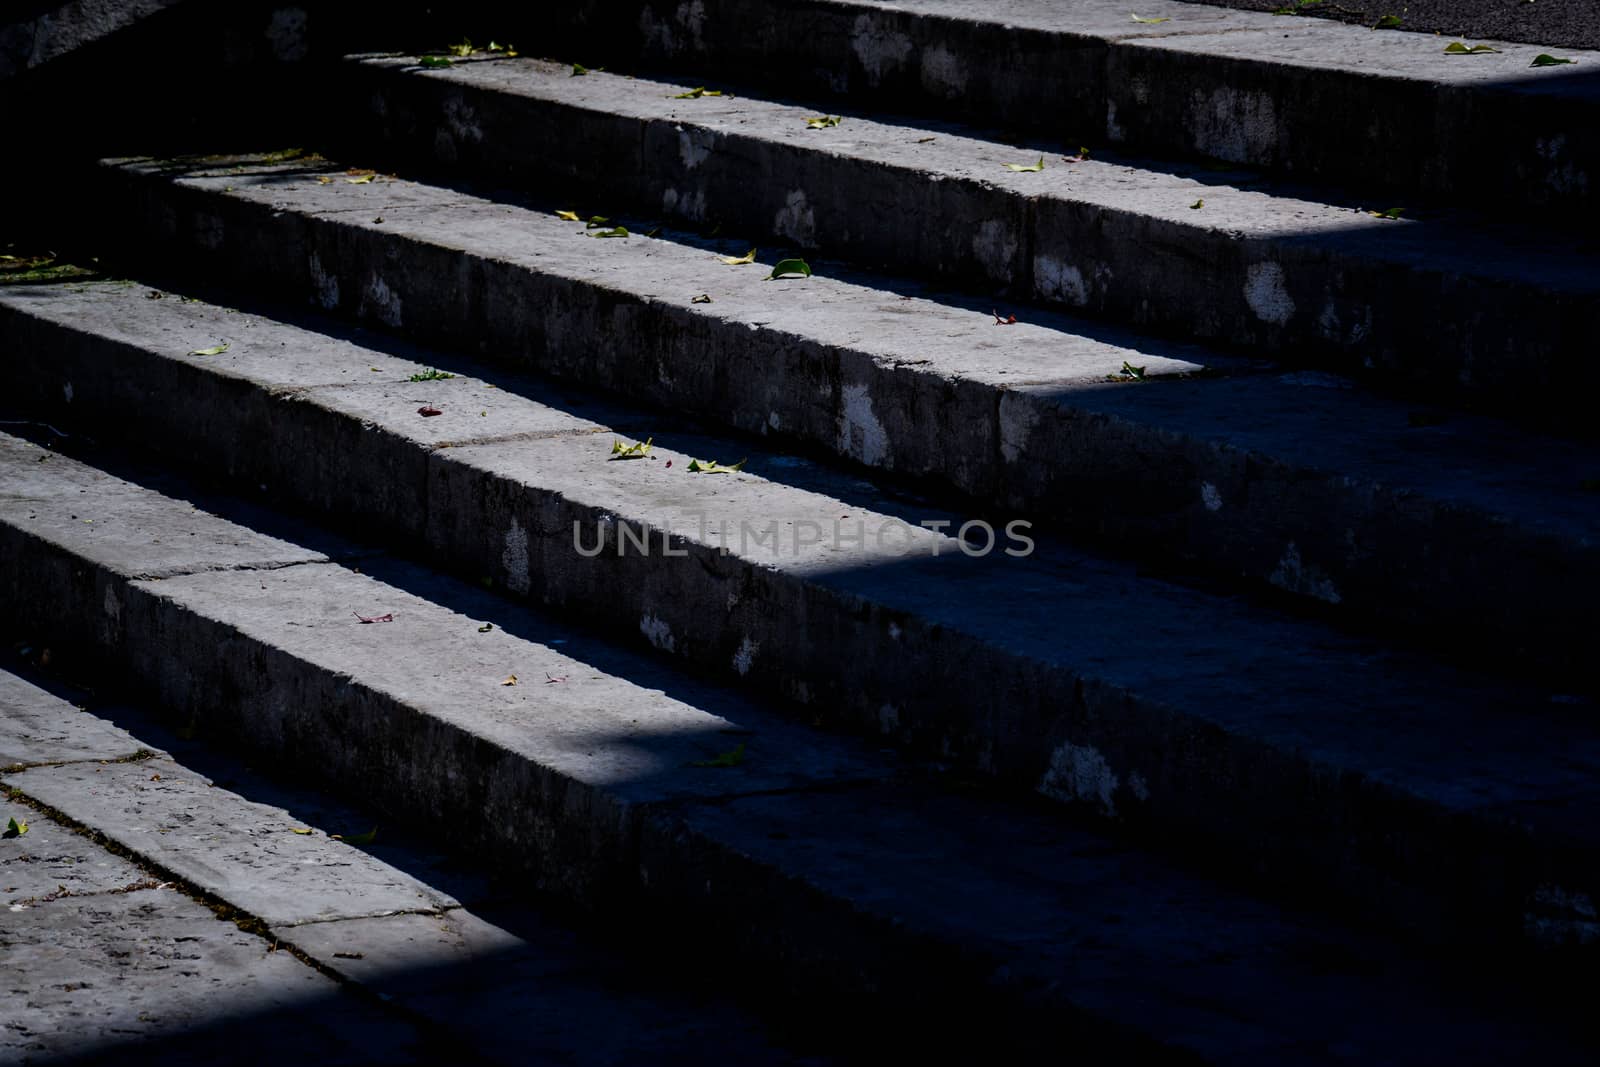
(103, 585, 121, 624)
(998, 394, 1039, 465)
(661, 187, 708, 222)
(444, 95, 483, 147)
(675, 0, 708, 50)
(265, 7, 309, 62)
(971, 219, 1017, 277)
(1127, 772, 1150, 803)
(362, 273, 403, 327)
(640, 613, 675, 652)
(638, 7, 678, 54)
(1244, 261, 1294, 326)
(1268, 542, 1342, 605)
(502, 518, 530, 595)
(1527, 885, 1600, 946)
(1189, 87, 1275, 164)
(1105, 99, 1125, 143)
(1033, 254, 1089, 306)
(677, 125, 714, 170)
(919, 44, 967, 98)
(767, 411, 781, 430)
(878, 703, 900, 732)
(838, 381, 889, 467)
(850, 14, 912, 86)
(773, 189, 815, 246)
(732, 637, 758, 676)
(1039, 742, 1119, 816)
(887, 622, 902, 640)
(308, 252, 340, 310)
(194, 213, 224, 251)
(1201, 482, 1223, 512)
(62, 381, 73, 403)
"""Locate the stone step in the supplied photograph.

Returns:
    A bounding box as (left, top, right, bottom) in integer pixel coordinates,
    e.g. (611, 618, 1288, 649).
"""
(0, 666, 836, 1065)
(4, 282, 1600, 954)
(534, 0, 1600, 221)
(60, 157, 1600, 684)
(0, 434, 1594, 1064)
(329, 54, 1600, 416)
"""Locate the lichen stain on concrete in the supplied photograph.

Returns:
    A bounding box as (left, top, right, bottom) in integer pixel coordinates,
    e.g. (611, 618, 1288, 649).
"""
(1189, 86, 1275, 164)
(502, 517, 531, 595)
(850, 15, 912, 86)
(1038, 741, 1119, 816)
(661, 187, 708, 222)
(640, 613, 675, 652)
(265, 7, 309, 63)
(677, 126, 714, 171)
(1268, 542, 1341, 604)
(443, 95, 483, 147)
(1201, 482, 1223, 512)
(838, 381, 889, 467)
(361, 273, 403, 328)
(62, 381, 73, 404)
(102, 585, 121, 625)
(919, 44, 968, 98)
(773, 189, 815, 246)
(997, 394, 1039, 466)
(308, 252, 340, 310)
(674, 0, 708, 51)
(1527, 885, 1600, 945)
(971, 219, 1017, 277)
(1033, 254, 1089, 306)
(1244, 261, 1294, 327)
(732, 636, 758, 676)
(878, 703, 900, 732)
(638, 6, 678, 54)
(1127, 771, 1150, 803)
(194, 213, 225, 252)
(1105, 99, 1126, 143)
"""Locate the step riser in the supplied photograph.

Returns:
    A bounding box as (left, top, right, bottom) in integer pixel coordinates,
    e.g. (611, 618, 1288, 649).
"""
(0, 452, 1159, 1059)
(343, 61, 1598, 410)
(8, 294, 1594, 954)
(547, 0, 1600, 220)
(84, 166, 1600, 686)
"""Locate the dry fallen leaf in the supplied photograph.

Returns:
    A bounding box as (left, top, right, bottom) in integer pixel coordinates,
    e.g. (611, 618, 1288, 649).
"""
(352, 611, 394, 624)
(502, 674, 518, 686)
(418, 405, 443, 417)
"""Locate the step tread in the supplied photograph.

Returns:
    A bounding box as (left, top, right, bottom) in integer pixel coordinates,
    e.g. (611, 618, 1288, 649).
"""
(0, 437, 1591, 1063)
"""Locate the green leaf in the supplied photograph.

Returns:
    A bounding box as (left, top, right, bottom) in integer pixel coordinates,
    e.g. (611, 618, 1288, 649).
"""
(1130, 13, 1170, 23)
(1444, 41, 1499, 54)
(1531, 54, 1577, 67)
(1114, 360, 1147, 381)
(190, 342, 229, 356)
(585, 215, 611, 228)
(1373, 14, 1402, 28)
(572, 63, 590, 76)
(555, 210, 580, 221)
(805, 115, 842, 128)
(332, 827, 377, 846)
(673, 86, 723, 98)
(691, 743, 746, 768)
(419, 55, 452, 68)
(447, 39, 474, 57)
(1370, 206, 1404, 220)
(685, 457, 747, 473)
(408, 368, 455, 382)
(610, 437, 654, 459)
(589, 226, 629, 238)
(1190, 198, 1204, 209)
(718, 248, 757, 265)
(765, 258, 811, 279)
(3, 816, 27, 838)
(1002, 156, 1046, 172)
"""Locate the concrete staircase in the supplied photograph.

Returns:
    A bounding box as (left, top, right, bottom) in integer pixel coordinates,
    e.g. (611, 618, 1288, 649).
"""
(4, 0, 1599, 1060)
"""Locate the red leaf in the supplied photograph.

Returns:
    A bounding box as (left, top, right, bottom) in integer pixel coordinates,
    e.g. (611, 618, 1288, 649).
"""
(665, 460, 673, 468)
(991, 310, 1016, 325)
(418, 405, 443, 417)
(545, 673, 569, 684)
(353, 611, 395, 624)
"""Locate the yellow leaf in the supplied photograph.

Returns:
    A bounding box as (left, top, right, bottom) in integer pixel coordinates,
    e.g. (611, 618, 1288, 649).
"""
(189, 342, 230, 356)
(555, 210, 580, 221)
(290, 827, 314, 835)
(501, 674, 518, 686)
(1002, 157, 1046, 173)
(1130, 13, 1170, 22)
(718, 248, 757, 265)
(345, 174, 376, 185)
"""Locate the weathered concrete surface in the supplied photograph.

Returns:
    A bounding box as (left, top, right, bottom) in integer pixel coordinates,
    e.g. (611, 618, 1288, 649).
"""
(337, 56, 1600, 410)
(0, 667, 840, 1065)
(0, 812, 425, 1066)
(4, 388, 1600, 955)
(539, 0, 1600, 217)
(4, 758, 458, 927)
(1186, 0, 1600, 51)
(0, 669, 152, 768)
(0, 0, 191, 78)
(16, 220, 1600, 686)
